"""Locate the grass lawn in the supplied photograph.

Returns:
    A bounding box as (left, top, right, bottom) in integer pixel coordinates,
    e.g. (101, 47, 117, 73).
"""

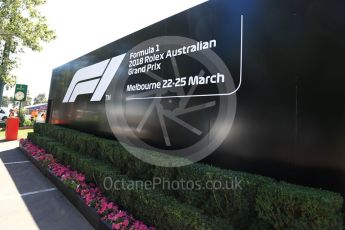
(0, 128, 33, 140)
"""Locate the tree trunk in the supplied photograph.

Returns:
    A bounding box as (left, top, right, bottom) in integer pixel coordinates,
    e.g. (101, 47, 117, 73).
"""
(0, 80, 3, 107)
(0, 39, 11, 107)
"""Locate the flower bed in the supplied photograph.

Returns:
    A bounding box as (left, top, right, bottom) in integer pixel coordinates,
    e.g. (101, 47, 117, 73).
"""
(20, 139, 154, 230)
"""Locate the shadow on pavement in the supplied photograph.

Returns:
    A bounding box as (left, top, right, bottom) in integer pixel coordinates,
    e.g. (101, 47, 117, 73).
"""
(0, 147, 93, 230)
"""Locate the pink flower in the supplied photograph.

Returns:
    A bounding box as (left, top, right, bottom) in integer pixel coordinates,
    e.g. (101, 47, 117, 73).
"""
(112, 223, 121, 230)
(85, 194, 94, 206)
(122, 219, 129, 228)
(107, 202, 114, 209)
(97, 201, 108, 214)
(22, 139, 154, 230)
(114, 211, 126, 219)
(75, 174, 85, 182)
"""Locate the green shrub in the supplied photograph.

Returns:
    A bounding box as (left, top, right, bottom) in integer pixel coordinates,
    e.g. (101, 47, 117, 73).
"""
(28, 132, 60, 154)
(106, 178, 232, 230)
(23, 119, 32, 127)
(27, 132, 36, 142)
(256, 182, 343, 230)
(34, 123, 153, 177)
(31, 123, 344, 229)
(18, 112, 25, 127)
(0, 122, 6, 129)
(172, 163, 274, 229)
(27, 133, 231, 229)
(31, 123, 271, 227)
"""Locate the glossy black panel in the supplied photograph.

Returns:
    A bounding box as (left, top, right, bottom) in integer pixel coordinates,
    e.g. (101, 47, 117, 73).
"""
(49, 0, 345, 195)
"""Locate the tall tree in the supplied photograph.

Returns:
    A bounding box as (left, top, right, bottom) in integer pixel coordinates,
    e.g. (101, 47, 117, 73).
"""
(22, 91, 32, 106)
(1, 95, 9, 107)
(33, 93, 47, 104)
(0, 0, 56, 106)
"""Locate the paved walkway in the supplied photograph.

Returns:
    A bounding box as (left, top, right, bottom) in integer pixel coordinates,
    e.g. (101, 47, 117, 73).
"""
(0, 141, 93, 230)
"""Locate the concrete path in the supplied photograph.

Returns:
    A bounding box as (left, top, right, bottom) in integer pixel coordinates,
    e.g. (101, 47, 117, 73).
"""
(0, 141, 94, 230)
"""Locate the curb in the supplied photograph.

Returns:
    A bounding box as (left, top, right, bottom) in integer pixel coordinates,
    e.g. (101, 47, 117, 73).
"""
(18, 146, 112, 230)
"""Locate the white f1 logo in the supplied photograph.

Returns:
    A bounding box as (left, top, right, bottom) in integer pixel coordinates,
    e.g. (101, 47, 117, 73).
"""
(62, 54, 126, 103)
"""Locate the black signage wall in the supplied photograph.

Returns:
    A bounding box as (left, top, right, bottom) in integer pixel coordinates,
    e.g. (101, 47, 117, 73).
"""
(49, 0, 345, 195)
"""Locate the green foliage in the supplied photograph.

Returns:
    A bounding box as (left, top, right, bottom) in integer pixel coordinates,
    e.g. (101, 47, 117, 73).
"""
(63, 179, 79, 191)
(0, 0, 56, 87)
(28, 132, 231, 229)
(31, 123, 344, 230)
(32, 123, 269, 227)
(109, 179, 231, 230)
(23, 119, 32, 127)
(1, 95, 10, 107)
(256, 182, 343, 230)
(33, 93, 47, 104)
(172, 164, 274, 229)
(18, 110, 25, 127)
(22, 93, 32, 107)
